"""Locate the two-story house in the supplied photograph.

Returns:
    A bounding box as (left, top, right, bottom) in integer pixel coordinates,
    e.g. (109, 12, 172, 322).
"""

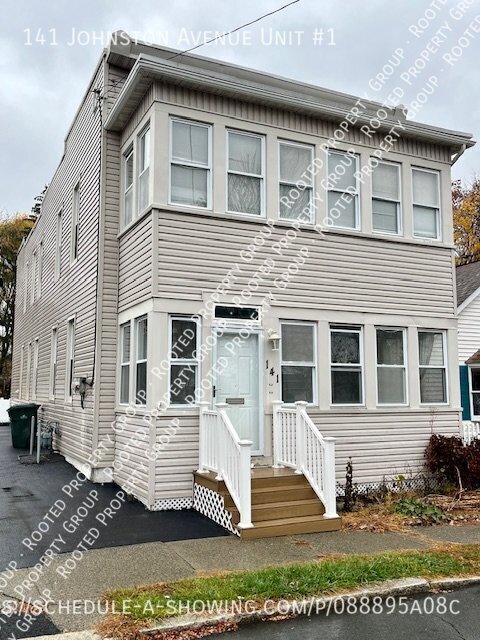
(12, 32, 474, 538)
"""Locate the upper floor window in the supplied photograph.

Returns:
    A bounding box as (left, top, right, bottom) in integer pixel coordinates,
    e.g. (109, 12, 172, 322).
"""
(418, 330, 447, 404)
(66, 318, 75, 402)
(50, 327, 57, 400)
(37, 241, 43, 300)
(119, 322, 131, 405)
(55, 210, 62, 281)
(135, 316, 148, 405)
(280, 322, 316, 404)
(32, 338, 39, 401)
(412, 168, 440, 240)
(376, 328, 406, 405)
(31, 251, 37, 305)
(138, 127, 150, 213)
(169, 316, 200, 406)
(372, 161, 401, 234)
(330, 325, 363, 405)
(279, 141, 314, 222)
(24, 261, 29, 312)
(124, 147, 134, 226)
(326, 150, 360, 229)
(170, 119, 211, 209)
(227, 130, 265, 216)
(71, 182, 80, 263)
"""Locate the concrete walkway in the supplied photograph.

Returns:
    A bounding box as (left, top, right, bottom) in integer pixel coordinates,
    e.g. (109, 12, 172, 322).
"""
(2, 524, 480, 635)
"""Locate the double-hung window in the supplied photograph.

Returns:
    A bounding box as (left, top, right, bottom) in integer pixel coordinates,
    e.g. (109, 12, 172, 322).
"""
(169, 316, 200, 406)
(66, 318, 75, 401)
(170, 119, 211, 208)
(71, 182, 79, 263)
(31, 251, 37, 305)
(134, 316, 148, 405)
(138, 127, 150, 212)
(376, 328, 407, 405)
(119, 322, 131, 405)
(32, 338, 39, 401)
(227, 130, 265, 216)
(330, 326, 363, 405)
(55, 210, 62, 280)
(26, 342, 32, 400)
(470, 368, 480, 419)
(327, 150, 360, 229)
(20, 345, 24, 398)
(418, 330, 447, 403)
(50, 327, 57, 399)
(280, 322, 316, 404)
(372, 161, 401, 234)
(37, 241, 43, 299)
(124, 147, 134, 226)
(412, 168, 441, 239)
(279, 141, 314, 222)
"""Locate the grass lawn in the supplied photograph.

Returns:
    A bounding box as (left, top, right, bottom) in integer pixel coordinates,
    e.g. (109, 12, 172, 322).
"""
(103, 544, 480, 629)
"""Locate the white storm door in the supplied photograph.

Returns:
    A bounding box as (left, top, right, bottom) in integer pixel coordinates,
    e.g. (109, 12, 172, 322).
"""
(214, 331, 261, 453)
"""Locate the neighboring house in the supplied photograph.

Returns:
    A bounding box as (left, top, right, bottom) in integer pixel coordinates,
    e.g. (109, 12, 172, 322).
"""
(11, 33, 475, 537)
(457, 261, 480, 428)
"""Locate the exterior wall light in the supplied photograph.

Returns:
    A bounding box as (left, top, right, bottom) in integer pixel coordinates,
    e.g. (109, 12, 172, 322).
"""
(267, 329, 281, 351)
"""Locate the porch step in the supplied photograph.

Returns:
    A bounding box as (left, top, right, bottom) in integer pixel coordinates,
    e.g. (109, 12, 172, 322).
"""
(230, 498, 325, 524)
(240, 514, 342, 540)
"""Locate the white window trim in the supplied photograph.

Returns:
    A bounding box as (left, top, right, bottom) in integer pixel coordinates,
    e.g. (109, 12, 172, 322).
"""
(19, 345, 24, 398)
(212, 304, 261, 328)
(123, 146, 135, 228)
(37, 241, 43, 300)
(412, 166, 442, 241)
(226, 129, 266, 218)
(168, 117, 213, 211)
(50, 327, 58, 400)
(71, 182, 80, 265)
(280, 320, 318, 406)
(26, 342, 31, 401)
(326, 150, 361, 231)
(55, 209, 62, 281)
(418, 329, 449, 406)
(118, 321, 132, 406)
(31, 251, 37, 305)
(32, 338, 39, 401)
(134, 315, 148, 406)
(168, 315, 201, 408)
(65, 317, 75, 403)
(372, 160, 403, 236)
(329, 325, 364, 407)
(469, 365, 480, 420)
(23, 262, 28, 312)
(137, 125, 151, 215)
(375, 327, 408, 407)
(278, 140, 314, 224)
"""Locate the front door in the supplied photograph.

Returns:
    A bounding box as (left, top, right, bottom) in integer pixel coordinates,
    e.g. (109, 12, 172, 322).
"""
(214, 330, 262, 453)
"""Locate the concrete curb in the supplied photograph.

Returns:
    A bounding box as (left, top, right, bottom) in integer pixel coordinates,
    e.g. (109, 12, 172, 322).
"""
(23, 575, 480, 639)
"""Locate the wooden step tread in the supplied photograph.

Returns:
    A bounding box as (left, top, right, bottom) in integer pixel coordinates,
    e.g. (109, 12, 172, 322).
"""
(240, 515, 342, 539)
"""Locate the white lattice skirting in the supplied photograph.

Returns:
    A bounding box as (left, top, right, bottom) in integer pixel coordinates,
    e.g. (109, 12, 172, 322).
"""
(193, 483, 239, 536)
(151, 497, 193, 511)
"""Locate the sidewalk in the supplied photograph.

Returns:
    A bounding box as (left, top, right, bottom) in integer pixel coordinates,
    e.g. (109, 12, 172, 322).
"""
(3, 524, 480, 635)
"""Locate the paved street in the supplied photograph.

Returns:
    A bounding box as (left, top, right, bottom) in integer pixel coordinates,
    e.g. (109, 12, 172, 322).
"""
(221, 585, 480, 639)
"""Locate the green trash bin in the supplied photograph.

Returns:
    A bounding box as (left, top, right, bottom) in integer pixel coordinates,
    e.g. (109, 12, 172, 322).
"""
(8, 403, 40, 449)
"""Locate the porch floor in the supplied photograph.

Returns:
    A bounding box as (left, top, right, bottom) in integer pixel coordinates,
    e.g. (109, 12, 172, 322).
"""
(194, 467, 341, 539)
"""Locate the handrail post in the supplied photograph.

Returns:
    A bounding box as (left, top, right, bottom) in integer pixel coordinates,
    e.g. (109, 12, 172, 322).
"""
(295, 401, 308, 475)
(323, 436, 338, 518)
(215, 403, 228, 481)
(237, 440, 253, 529)
(197, 401, 210, 473)
(272, 401, 284, 467)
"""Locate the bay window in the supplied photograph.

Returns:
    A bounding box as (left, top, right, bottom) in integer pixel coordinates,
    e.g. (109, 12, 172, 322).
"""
(123, 148, 134, 226)
(327, 150, 359, 229)
(418, 330, 447, 403)
(170, 119, 211, 208)
(412, 168, 440, 239)
(376, 328, 406, 404)
(119, 322, 131, 405)
(138, 127, 150, 212)
(279, 141, 314, 222)
(330, 326, 363, 405)
(135, 316, 148, 405)
(372, 161, 401, 234)
(169, 316, 200, 405)
(280, 322, 316, 404)
(227, 130, 264, 216)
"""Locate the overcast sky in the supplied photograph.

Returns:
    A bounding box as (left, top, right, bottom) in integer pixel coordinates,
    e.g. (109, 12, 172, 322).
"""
(1, 0, 479, 215)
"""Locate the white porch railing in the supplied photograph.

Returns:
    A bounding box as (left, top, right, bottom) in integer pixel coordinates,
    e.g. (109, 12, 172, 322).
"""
(198, 402, 253, 529)
(461, 421, 480, 445)
(273, 401, 338, 519)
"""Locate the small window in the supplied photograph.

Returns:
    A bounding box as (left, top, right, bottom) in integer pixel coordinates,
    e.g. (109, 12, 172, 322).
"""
(169, 316, 200, 406)
(134, 316, 147, 405)
(227, 130, 265, 216)
(470, 368, 480, 419)
(372, 161, 401, 234)
(66, 318, 75, 401)
(71, 183, 80, 263)
(120, 322, 131, 405)
(327, 151, 360, 229)
(55, 210, 62, 280)
(418, 330, 447, 403)
(214, 306, 259, 322)
(138, 127, 150, 212)
(32, 338, 39, 401)
(376, 328, 406, 405)
(31, 251, 37, 305)
(281, 322, 316, 404)
(412, 168, 440, 239)
(170, 119, 211, 208)
(279, 141, 314, 222)
(124, 148, 134, 226)
(330, 326, 363, 405)
(50, 328, 57, 399)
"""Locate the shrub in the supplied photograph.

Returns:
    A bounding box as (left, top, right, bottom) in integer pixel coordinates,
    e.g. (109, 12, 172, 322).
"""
(425, 434, 480, 490)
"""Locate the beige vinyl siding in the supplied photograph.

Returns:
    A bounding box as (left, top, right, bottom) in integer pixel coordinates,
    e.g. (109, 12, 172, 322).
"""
(458, 295, 480, 363)
(154, 416, 198, 501)
(113, 414, 150, 503)
(118, 213, 153, 312)
(156, 210, 455, 317)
